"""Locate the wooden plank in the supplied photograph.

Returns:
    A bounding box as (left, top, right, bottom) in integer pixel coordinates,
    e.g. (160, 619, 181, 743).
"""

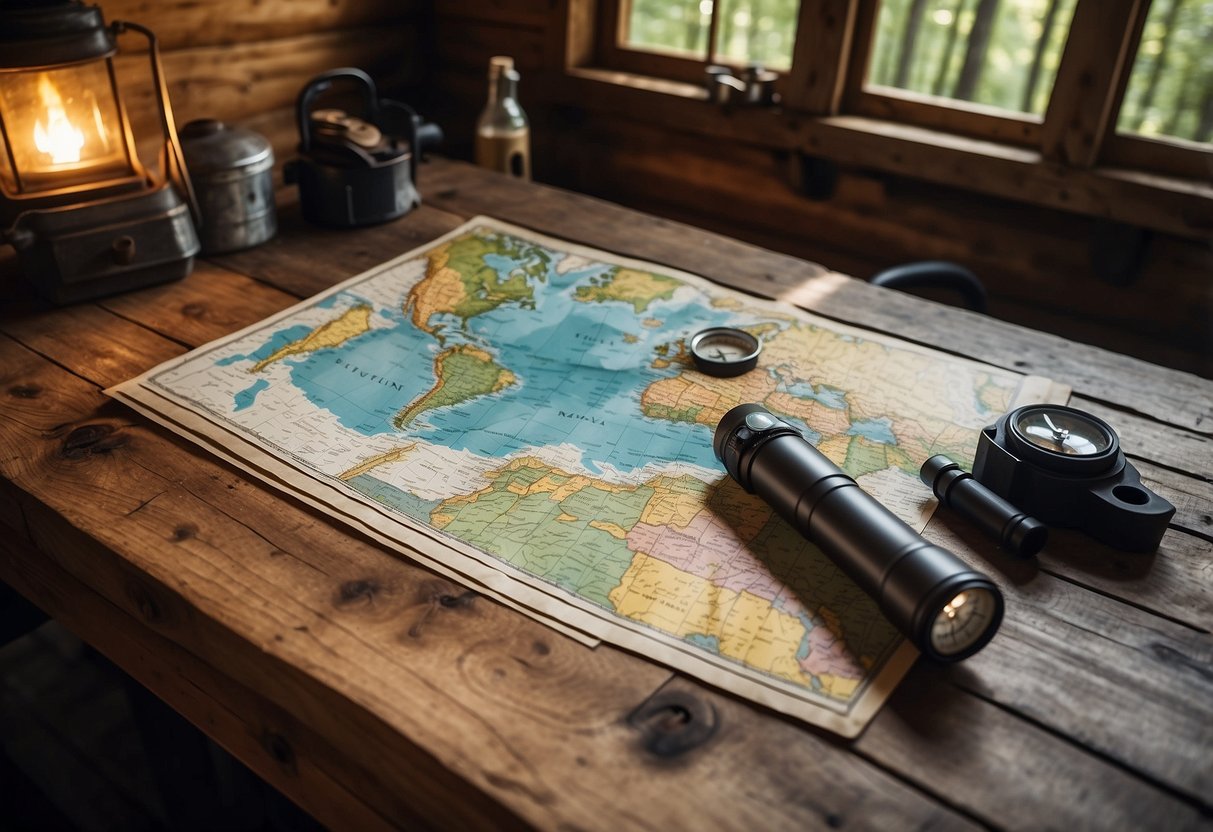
(208, 202, 466, 299)
(1040, 0, 1149, 167)
(784, 0, 859, 114)
(416, 158, 1213, 434)
(1073, 396, 1213, 479)
(0, 337, 980, 830)
(852, 88, 1042, 146)
(100, 0, 422, 52)
(544, 71, 1213, 241)
(918, 520, 1213, 803)
(4, 232, 1212, 821)
(0, 529, 426, 832)
(855, 665, 1209, 831)
(436, 0, 557, 29)
(432, 17, 548, 73)
(114, 26, 420, 152)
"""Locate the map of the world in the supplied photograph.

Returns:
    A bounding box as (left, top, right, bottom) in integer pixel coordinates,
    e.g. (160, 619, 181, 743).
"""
(112, 217, 1057, 736)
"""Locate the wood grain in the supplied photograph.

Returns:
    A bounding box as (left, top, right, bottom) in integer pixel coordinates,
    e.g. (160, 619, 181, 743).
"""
(1040, 0, 1148, 167)
(115, 26, 420, 157)
(99, 0, 421, 52)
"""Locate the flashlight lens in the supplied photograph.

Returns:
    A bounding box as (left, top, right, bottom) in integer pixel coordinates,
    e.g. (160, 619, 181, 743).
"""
(929, 588, 998, 656)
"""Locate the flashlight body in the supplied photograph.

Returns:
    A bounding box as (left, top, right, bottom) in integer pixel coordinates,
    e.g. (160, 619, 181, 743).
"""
(715, 404, 1003, 661)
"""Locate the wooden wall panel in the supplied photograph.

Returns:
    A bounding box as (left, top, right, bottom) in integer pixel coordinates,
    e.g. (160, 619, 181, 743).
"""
(101, 0, 422, 51)
(94, 0, 425, 206)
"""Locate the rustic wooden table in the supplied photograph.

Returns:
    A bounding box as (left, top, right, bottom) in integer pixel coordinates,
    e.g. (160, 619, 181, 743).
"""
(1, 158, 1210, 831)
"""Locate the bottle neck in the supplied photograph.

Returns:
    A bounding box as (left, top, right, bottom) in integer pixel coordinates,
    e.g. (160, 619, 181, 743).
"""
(488, 71, 519, 106)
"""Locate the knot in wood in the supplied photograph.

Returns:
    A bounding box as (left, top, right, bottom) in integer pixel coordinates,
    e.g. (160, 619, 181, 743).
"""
(8, 384, 41, 398)
(125, 579, 165, 624)
(262, 731, 298, 774)
(61, 423, 125, 457)
(181, 302, 208, 319)
(628, 690, 718, 758)
(336, 578, 379, 606)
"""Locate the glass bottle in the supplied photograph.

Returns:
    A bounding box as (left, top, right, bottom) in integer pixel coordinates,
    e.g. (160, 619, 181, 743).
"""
(475, 56, 531, 180)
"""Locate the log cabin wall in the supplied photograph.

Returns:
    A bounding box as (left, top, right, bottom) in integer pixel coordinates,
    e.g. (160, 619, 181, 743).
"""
(100, 0, 427, 179)
(420, 2, 1213, 380)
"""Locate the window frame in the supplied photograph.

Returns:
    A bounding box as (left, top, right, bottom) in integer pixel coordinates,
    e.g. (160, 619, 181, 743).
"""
(563, 0, 1212, 241)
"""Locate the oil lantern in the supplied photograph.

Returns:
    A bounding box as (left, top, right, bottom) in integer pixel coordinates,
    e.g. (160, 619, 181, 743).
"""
(0, 0, 199, 303)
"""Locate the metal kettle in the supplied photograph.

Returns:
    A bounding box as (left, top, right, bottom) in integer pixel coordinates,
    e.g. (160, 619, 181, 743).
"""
(284, 68, 442, 228)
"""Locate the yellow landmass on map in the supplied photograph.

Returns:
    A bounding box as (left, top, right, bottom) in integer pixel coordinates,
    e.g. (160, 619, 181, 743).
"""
(574, 267, 680, 313)
(640, 368, 777, 427)
(405, 242, 467, 335)
(433, 456, 632, 526)
(250, 304, 372, 372)
(589, 519, 629, 539)
(610, 553, 859, 699)
(338, 444, 416, 481)
(637, 475, 709, 530)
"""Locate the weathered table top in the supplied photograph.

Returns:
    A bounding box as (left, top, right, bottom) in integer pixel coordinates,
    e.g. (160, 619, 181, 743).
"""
(1, 158, 1210, 831)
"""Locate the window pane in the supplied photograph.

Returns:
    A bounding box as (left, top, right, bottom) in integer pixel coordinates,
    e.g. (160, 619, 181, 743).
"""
(868, 0, 1077, 116)
(625, 0, 713, 58)
(1116, 0, 1213, 144)
(713, 0, 798, 70)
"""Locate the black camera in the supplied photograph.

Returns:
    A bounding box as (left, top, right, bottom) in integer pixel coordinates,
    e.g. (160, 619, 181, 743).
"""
(972, 404, 1174, 552)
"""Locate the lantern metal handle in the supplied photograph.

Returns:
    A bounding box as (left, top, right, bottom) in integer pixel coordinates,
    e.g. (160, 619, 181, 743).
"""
(111, 20, 202, 229)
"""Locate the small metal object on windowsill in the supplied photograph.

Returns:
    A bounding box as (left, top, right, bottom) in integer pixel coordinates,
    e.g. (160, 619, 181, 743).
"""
(705, 64, 779, 109)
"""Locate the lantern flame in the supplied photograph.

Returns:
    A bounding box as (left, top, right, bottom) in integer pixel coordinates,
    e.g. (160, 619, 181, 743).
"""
(33, 74, 85, 165)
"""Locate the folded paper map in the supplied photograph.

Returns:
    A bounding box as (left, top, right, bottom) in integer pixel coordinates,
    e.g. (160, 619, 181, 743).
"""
(111, 217, 1064, 736)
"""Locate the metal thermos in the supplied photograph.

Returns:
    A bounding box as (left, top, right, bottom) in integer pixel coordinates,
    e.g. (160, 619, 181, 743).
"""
(178, 119, 276, 254)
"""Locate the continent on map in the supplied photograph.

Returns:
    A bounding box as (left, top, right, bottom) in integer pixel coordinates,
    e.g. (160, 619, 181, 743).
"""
(338, 444, 417, 481)
(640, 320, 1011, 477)
(427, 455, 887, 699)
(250, 304, 372, 373)
(574, 267, 680, 313)
(405, 230, 548, 335)
(394, 344, 516, 429)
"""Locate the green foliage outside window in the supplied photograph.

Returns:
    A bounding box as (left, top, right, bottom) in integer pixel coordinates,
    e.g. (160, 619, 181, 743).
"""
(1117, 0, 1213, 143)
(625, 0, 1212, 144)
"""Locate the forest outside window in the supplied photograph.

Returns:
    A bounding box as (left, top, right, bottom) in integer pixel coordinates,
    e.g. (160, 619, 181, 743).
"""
(590, 0, 1213, 176)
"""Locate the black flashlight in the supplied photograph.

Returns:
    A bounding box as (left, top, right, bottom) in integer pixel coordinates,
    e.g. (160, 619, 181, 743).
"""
(714, 404, 1004, 662)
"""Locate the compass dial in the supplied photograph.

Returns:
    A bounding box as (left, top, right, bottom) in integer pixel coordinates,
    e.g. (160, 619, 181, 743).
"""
(929, 588, 1000, 657)
(689, 327, 761, 377)
(1013, 406, 1113, 456)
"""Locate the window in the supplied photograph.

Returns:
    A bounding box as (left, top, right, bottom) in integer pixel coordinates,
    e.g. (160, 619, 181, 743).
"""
(569, 0, 1211, 239)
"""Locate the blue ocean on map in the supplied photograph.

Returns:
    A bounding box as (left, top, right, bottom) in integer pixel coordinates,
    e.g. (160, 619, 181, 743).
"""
(269, 253, 787, 475)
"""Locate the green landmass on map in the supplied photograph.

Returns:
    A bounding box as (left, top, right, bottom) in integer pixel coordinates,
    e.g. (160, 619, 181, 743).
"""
(406, 230, 550, 335)
(574, 266, 680, 313)
(394, 344, 516, 429)
(432, 458, 648, 607)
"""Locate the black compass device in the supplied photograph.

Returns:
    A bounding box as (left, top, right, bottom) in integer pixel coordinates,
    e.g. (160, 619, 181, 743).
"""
(972, 404, 1175, 552)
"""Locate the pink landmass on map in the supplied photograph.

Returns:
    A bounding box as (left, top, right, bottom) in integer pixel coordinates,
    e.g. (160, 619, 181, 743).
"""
(798, 619, 866, 678)
(625, 510, 789, 602)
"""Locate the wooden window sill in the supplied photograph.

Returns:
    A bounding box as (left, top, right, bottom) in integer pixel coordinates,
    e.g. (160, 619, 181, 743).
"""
(554, 67, 1212, 241)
